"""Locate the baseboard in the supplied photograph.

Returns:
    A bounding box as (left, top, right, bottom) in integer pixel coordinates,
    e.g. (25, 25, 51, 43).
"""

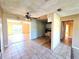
(72, 46, 79, 50)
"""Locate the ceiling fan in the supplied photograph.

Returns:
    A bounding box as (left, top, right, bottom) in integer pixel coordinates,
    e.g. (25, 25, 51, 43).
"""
(25, 12, 38, 20)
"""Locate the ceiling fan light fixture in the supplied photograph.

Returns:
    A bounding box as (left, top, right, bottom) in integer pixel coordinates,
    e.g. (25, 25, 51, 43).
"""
(25, 12, 30, 19)
(25, 14, 30, 19)
(57, 8, 62, 12)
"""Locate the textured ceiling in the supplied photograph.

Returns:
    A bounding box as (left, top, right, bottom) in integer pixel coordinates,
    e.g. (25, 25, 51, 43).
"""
(0, 0, 79, 17)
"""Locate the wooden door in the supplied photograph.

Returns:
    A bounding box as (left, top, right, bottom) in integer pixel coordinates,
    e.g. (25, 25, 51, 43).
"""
(22, 22, 30, 39)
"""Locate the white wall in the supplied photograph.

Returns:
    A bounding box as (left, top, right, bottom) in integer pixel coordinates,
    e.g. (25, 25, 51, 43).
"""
(48, 13, 61, 50)
(72, 17, 79, 49)
(0, 7, 4, 59)
(0, 17, 1, 50)
(47, 13, 54, 22)
(31, 19, 45, 39)
(0, 8, 1, 49)
(1, 13, 8, 48)
(52, 13, 61, 50)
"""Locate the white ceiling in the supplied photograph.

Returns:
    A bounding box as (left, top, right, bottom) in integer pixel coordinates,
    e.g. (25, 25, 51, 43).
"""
(0, 0, 79, 17)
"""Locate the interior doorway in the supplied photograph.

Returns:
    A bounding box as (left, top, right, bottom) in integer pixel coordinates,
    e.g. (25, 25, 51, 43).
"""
(61, 20, 73, 46)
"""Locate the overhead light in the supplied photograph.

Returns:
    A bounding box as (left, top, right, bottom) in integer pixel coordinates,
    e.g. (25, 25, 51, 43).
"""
(25, 12, 38, 20)
(25, 12, 30, 19)
(57, 8, 62, 12)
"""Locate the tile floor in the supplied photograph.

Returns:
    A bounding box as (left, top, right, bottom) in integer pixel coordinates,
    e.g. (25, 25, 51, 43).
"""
(53, 43, 71, 59)
(71, 48, 79, 59)
(3, 40, 71, 59)
(2, 34, 71, 59)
